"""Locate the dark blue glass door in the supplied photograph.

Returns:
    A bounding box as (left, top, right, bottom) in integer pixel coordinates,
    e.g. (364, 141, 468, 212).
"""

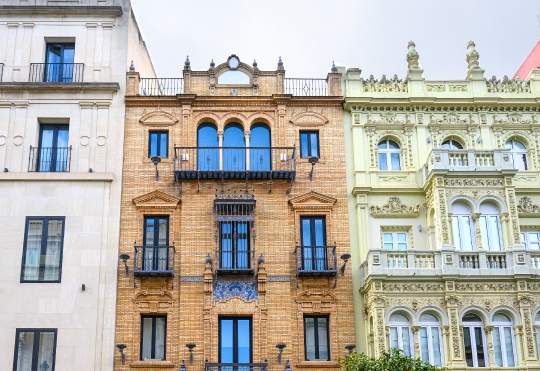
(220, 221, 249, 269)
(249, 124, 271, 171)
(38, 125, 69, 172)
(143, 217, 169, 271)
(301, 216, 327, 271)
(223, 124, 245, 171)
(219, 317, 252, 366)
(197, 123, 219, 170)
(45, 43, 75, 82)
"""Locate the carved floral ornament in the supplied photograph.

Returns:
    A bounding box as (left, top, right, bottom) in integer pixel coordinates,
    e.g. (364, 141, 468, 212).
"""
(517, 196, 540, 217)
(371, 197, 420, 218)
(429, 112, 471, 125)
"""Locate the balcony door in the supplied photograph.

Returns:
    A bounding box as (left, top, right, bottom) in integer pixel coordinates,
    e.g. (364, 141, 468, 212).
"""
(38, 125, 69, 172)
(219, 317, 252, 365)
(300, 216, 327, 271)
(45, 43, 75, 82)
(143, 217, 169, 271)
(220, 221, 250, 270)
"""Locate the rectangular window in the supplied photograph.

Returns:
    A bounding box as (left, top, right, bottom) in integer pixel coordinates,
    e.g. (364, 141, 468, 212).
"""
(45, 43, 75, 82)
(479, 215, 502, 251)
(37, 124, 69, 172)
(463, 326, 487, 367)
(149, 131, 168, 158)
(382, 231, 408, 250)
(304, 316, 330, 361)
(300, 216, 327, 271)
(219, 317, 252, 364)
(21, 218, 65, 283)
(220, 221, 250, 270)
(140, 316, 166, 360)
(300, 131, 319, 158)
(143, 216, 169, 271)
(522, 231, 540, 249)
(13, 329, 57, 371)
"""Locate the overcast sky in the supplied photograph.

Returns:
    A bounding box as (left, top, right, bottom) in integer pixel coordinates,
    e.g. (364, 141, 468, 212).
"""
(131, 0, 540, 80)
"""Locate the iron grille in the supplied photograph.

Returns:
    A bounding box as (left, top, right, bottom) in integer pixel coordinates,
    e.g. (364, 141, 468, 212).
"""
(139, 78, 184, 95)
(295, 245, 337, 276)
(133, 245, 175, 277)
(28, 146, 71, 172)
(284, 78, 328, 96)
(29, 63, 84, 82)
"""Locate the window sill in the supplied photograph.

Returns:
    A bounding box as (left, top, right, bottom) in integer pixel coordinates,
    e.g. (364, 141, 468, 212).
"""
(130, 361, 176, 368)
(0, 172, 113, 181)
(295, 361, 338, 368)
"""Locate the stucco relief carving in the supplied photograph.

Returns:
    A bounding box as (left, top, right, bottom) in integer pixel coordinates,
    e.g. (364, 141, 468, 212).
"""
(371, 197, 420, 218)
(429, 112, 468, 125)
(494, 112, 532, 125)
(487, 75, 531, 94)
(506, 189, 521, 244)
(444, 178, 504, 187)
(449, 85, 468, 92)
(427, 85, 445, 92)
(362, 74, 407, 93)
(133, 286, 175, 312)
(133, 190, 181, 210)
(382, 283, 444, 292)
(213, 297, 258, 314)
(456, 283, 516, 292)
(139, 109, 179, 126)
(517, 196, 540, 217)
(369, 112, 407, 125)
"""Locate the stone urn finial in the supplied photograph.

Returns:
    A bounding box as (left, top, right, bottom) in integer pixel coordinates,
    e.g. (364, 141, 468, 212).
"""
(406, 41, 420, 69)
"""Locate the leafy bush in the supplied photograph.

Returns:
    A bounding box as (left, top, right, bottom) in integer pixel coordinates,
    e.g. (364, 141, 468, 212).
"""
(340, 349, 447, 371)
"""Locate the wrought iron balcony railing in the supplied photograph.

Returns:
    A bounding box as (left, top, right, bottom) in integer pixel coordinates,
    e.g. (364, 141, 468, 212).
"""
(216, 248, 255, 275)
(295, 245, 337, 277)
(133, 246, 175, 277)
(174, 146, 296, 180)
(284, 78, 328, 96)
(205, 363, 267, 371)
(28, 146, 72, 172)
(139, 78, 184, 95)
(29, 63, 84, 83)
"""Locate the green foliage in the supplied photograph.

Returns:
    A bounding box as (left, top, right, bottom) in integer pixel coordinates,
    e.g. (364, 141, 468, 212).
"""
(340, 349, 448, 371)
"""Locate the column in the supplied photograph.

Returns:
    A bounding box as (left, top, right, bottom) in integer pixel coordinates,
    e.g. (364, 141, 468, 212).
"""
(484, 325, 495, 366)
(412, 326, 421, 359)
(244, 131, 250, 170)
(20, 23, 34, 82)
(218, 130, 224, 170)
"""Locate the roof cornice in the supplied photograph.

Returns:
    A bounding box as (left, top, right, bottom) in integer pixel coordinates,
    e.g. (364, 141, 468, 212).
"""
(0, 6, 123, 17)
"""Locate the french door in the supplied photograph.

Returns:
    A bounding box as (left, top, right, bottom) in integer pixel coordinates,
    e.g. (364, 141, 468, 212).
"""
(219, 317, 252, 366)
(300, 216, 327, 271)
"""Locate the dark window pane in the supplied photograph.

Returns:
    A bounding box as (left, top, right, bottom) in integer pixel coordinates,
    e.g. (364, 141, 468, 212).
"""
(464, 328, 473, 366)
(15, 330, 56, 371)
(220, 319, 234, 363)
(16, 332, 34, 371)
(219, 317, 251, 364)
(300, 131, 319, 158)
(304, 316, 329, 361)
(141, 317, 166, 361)
(475, 327, 486, 367)
(149, 133, 158, 157)
(310, 133, 319, 157)
(159, 133, 168, 157)
(317, 317, 329, 360)
(304, 318, 316, 360)
(300, 133, 309, 157)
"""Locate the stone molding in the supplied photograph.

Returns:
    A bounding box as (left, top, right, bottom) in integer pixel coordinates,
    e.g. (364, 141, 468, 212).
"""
(132, 190, 181, 210)
(371, 197, 420, 218)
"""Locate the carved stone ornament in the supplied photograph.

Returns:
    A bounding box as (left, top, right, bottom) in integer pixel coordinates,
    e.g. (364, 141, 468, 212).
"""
(133, 286, 175, 312)
(289, 191, 337, 211)
(139, 109, 179, 126)
(372, 112, 406, 125)
(371, 197, 420, 218)
(133, 190, 181, 210)
(288, 111, 329, 127)
(406, 41, 420, 69)
(430, 112, 468, 125)
(487, 75, 531, 94)
(517, 196, 540, 217)
(362, 74, 408, 93)
(494, 112, 532, 125)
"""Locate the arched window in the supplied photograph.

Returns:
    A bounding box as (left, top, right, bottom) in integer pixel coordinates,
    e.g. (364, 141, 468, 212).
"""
(536, 312, 540, 356)
(462, 313, 488, 367)
(492, 313, 516, 367)
(451, 203, 475, 251)
(479, 203, 502, 251)
(419, 313, 443, 367)
(389, 313, 413, 356)
(197, 123, 219, 170)
(218, 70, 250, 84)
(250, 123, 271, 171)
(378, 139, 401, 170)
(223, 123, 246, 171)
(441, 139, 464, 149)
(505, 140, 528, 170)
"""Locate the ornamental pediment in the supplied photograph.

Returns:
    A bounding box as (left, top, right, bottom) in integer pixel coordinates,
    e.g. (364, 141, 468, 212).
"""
(517, 196, 540, 218)
(139, 109, 179, 126)
(289, 191, 337, 210)
(371, 197, 419, 218)
(133, 286, 175, 312)
(133, 190, 181, 210)
(289, 111, 329, 127)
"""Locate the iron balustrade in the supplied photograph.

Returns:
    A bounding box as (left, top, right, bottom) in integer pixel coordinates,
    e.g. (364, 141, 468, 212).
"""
(29, 63, 84, 82)
(0, 63, 3, 82)
(295, 245, 337, 277)
(139, 78, 184, 95)
(133, 245, 175, 277)
(205, 363, 267, 371)
(284, 78, 328, 96)
(28, 146, 71, 172)
(174, 146, 296, 180)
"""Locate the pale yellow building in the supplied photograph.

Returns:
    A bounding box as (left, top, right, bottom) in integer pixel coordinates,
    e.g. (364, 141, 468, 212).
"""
(342, 41, 540, 370)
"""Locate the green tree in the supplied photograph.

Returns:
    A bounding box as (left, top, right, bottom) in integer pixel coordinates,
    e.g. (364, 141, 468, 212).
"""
(340, 349, 448, 371)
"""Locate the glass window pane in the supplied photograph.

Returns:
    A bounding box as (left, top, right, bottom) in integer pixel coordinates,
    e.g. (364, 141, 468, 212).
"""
(530, 233, 539, 243)
(237, 320, 251, 363)
(378, 141, 387, 149)
(383, 233, 393, 242)
(462, 216, 474, 251)
(520, 154, 528, 170)
(390, 327, 399, 350)
(44, 220, 62, 281)
(154, 318, 166, 360)
(452, 216, 462, 250)
(157, 218, 167, 246)
(300, 133, 309, 157)
(317, 318, 329, 360)
(492, 327, 503, 367)
(314, 218, 325, 246)
(220, 320, 233, 363)
(145, 218, 154, 246)
(504, 327, 515, 367)
(57, 128, 69, 148)
(480, 216, 489, 250)
(401, 327, 412, 356)
(431, 327, 442, 367)
(463, 327, 474, 367)
(37, 332, 56, 370)
(397, 233, 407, 242)
(23, 220, 43, 281)
(390, 153, 401, 170)
(149, 133, 158, 157)
(475, 327, 486, 367)
(490, 216, 502, 251)
(159, 133, 168, 157)
(62, 45, 75, 64)
(141, 318, 153, 360)
(522, 232, 527, 247)
(305, 318, 316, 360)
(419, 327, 429, 362)
(310, 133, 319, 157)
(16, 332, 34, 371)
(378, 153, 388, 170)
(397, 243, 407, 250)
(301, 218, 311, 246)
(388, 140, 399, 149)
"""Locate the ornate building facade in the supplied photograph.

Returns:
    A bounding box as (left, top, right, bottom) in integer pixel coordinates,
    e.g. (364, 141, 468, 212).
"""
(342, 41, 540, 370)
(115, 56, 355, 370)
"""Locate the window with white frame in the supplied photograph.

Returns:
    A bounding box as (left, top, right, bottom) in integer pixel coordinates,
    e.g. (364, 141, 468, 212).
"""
(451, 203, 475, 251)
(521, 231, 540, 249)
(441, 139, 464, 150)
(492, 313, 516, 367)
(382, 231, 408, 250)
(535, 313, 540, 356)
(462, 313, 488, 367)
(377, 139, 401, 170)
(479, 203, 502, 251)
(419, 313, 444, 367)
(389, 313, 414, 357)
(505, 140, 528, 170)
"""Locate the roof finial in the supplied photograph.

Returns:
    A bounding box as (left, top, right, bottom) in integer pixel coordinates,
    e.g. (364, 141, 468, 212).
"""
(277, 56, 284, 70)
(184, 55, 191, 71)
(210, 59, 215, 68)
(129, 60, 135, 71)
(406, 41, 420, 69)
(466, 40, 480, 70)
(253, 59, 258, 68)
(331, 61, 337, 73)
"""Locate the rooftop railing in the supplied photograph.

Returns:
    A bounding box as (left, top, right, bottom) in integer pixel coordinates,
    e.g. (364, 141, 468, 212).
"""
(29, 63, 84, 83)
(284, 78, 328, 96)
(139, 78, 183, 96)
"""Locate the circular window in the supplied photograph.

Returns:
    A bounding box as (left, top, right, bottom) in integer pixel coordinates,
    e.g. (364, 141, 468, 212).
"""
(228, 57, 239, 69)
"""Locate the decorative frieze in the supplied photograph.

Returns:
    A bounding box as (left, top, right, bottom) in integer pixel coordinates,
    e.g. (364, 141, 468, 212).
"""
(212, 281, 258, 302)
(370, 197, 420, 218)
(486, 75, 531, 93)
(363, 74, 407, 93)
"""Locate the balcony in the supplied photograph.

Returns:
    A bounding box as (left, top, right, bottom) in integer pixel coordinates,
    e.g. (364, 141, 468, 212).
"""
(216, 249, 255, 275)
(284, 78, 328, 96)
(29, 63, 84, 83)
(174, 147, 296, 181)
(28, 146, 71, 172)
(295, 245, 337, 277)
(361, 247, 540, 284)
(139, 78, 183, 95)
(133, 246, 175, 277)
(421, 148, 515, 183)
(205, 363, 267, 371)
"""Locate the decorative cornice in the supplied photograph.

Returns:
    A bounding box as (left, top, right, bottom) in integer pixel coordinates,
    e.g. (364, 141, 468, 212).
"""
(517, 196, 540, 218)
(133, 190, 181, 210)
(289, 191, 337, 210)
(371, 197, 420, 218)
(0, 6, 123, 17)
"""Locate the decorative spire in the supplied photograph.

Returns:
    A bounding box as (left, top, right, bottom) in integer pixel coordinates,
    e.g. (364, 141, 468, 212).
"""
(253, 59, 258, 68)
(285, 360, 292, 371)
(205, 253, 212, 265)
(129, 60, 135, 71)
(406, 41, 420, 69)
(184, 55, 191, 70)
(180, 360, 186, 371)
(466, 40, 480, 70)
(277, 56, 284, 70)
(210, 59, 215, 68)
(331, 61, 337, 73)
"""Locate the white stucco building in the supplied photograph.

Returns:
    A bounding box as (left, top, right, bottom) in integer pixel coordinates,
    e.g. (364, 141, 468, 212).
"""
(0, 1, 155, 370)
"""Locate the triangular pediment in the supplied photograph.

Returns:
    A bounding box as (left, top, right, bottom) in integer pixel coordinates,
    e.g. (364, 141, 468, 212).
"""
(133, 190, 180, 210)
(289, 191, 337, 210)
